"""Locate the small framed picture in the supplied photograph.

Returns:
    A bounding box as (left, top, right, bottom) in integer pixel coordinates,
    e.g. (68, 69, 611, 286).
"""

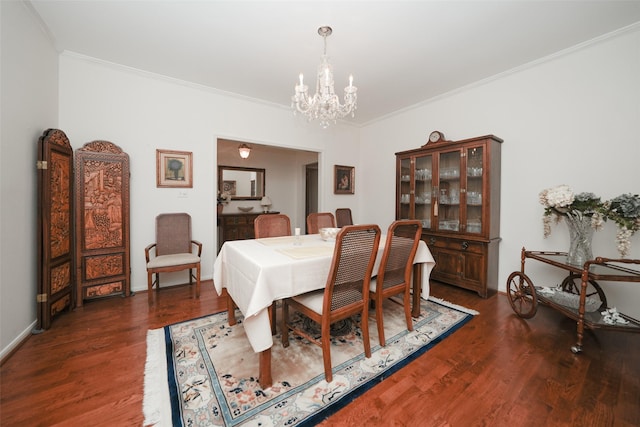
(157, 149, 193, 188)
(334, 165, 355, 194)
(222, 180, 236, 195)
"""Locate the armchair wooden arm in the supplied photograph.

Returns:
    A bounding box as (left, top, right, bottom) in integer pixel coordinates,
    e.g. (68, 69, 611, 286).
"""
(191, 240, 202, 257)
(144, 243, 157, 263)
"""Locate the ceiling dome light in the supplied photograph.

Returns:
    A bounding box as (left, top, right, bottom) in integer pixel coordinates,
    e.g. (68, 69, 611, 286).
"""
(238, 143, 251, 159)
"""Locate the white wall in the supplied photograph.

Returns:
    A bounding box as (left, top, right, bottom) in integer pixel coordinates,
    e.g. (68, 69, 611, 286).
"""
(360, 26, 640, 318)
(58, 53, 361, 297)
(1, 1, 59, 356)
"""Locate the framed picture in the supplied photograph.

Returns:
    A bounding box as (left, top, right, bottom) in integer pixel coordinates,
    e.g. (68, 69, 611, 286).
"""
(222, 180, 237, 195)
(156, 149, 193, 188)
(334, 165, 355, 194)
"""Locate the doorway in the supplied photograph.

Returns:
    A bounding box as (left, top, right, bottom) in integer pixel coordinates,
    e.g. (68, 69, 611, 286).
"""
(305, 162, 318, 233)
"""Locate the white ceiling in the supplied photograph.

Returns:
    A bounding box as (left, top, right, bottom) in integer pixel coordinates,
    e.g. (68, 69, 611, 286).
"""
(29, 0, 640, 126)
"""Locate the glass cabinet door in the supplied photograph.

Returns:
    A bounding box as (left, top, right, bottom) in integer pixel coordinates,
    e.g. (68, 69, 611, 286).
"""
(465, 146, 484, 234)
(398, 157, 411, 220)
(414, 154, 433, 229)
(437, 150, 461, 232)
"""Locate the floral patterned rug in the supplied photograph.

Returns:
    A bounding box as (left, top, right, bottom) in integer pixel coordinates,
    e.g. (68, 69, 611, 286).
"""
(143, 297, 477, 426)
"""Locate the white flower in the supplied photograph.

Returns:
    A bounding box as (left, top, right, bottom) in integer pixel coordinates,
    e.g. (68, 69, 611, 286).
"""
(539, 184, 574, 210)
(540, 185, 605, 240)
(616, 227, 633, 258)
(217, 191, 231, 204)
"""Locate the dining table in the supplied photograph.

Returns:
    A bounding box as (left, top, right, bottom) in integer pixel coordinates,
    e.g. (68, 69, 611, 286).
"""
(213, 232, 436, 388)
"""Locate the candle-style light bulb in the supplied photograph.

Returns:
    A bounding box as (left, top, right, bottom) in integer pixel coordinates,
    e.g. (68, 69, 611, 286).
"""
(299, 73, 304, 86)
(349, 74, 353, 88)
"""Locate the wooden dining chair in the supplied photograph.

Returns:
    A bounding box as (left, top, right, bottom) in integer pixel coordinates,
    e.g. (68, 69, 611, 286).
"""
(281, 224, 381, 383)
(369, 220, 422, 346)
(335, 208, 353, 227)
(227, 213, 292, 333)
(254, 214, 291, 238)
(306, 212, 336, 234)
(145, 213, 202, 302)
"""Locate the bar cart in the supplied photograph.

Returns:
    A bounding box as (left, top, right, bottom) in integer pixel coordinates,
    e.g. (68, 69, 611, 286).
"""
(506, 248, 640, 353)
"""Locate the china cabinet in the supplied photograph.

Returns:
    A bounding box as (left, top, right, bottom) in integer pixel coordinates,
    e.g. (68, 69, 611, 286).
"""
(396, 133, 502, 297)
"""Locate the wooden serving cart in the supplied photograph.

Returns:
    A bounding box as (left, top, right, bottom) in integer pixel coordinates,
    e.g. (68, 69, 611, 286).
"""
(506, 248, 640, 353)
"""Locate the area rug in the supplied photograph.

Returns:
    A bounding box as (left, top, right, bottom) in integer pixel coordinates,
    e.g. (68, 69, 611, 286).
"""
(143, 297, 477, 426)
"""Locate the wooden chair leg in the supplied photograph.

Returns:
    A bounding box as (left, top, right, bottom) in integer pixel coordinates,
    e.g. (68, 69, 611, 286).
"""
(195, 265, 201, 298)
(376, 296, 386, 346)
(321, 323, 333, 383)
(147, 270, 153, 302)
(361, 306, 371, 358)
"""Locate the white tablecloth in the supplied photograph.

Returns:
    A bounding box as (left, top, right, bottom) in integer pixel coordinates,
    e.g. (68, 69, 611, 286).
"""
(213, 233, 435, 352)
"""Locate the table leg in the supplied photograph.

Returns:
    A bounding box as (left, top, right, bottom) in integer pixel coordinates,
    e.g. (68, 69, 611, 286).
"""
(412, 263, 422, 318)
(225, 290, 237, 326)
(259, 348, 272, 389)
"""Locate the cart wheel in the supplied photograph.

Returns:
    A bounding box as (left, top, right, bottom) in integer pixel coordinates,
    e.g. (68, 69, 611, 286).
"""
(506, 271, 538, 318)
(560, 273, 607, 311)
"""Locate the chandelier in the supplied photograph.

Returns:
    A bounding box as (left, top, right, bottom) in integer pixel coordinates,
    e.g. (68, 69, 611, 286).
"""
(292, 26, 357, 128)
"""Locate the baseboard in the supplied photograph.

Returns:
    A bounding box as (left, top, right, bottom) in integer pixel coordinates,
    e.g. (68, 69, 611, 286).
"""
(0, 320, 37, 365)
(130, 275, 213, 294)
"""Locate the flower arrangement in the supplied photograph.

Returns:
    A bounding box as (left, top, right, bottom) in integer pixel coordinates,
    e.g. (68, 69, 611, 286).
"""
(602, 193, 640, 257)
(539, 185, 604, 238)
(539, 185, 640, 257)
(217, 190, 231, 205)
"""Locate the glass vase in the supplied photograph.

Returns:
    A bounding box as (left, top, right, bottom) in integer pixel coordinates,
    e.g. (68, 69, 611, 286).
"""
(565, 213, 594, 266)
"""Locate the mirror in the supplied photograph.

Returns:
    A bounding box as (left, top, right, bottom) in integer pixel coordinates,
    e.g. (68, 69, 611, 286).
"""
(218, 165, 265, 200)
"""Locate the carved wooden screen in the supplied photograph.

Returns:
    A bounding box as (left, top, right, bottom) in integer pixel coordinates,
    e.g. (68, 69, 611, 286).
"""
(36, 129, 74, 331)
(74, 141, 130, 306)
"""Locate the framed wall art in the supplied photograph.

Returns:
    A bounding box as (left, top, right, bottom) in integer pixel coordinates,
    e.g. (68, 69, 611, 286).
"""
(157, 149, 193, 188)
(222, 180, 237, 195)
(334, 165, 354, 194)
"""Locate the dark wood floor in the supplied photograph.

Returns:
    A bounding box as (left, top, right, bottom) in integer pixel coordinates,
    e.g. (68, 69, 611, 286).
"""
(1, 281, 638, 426)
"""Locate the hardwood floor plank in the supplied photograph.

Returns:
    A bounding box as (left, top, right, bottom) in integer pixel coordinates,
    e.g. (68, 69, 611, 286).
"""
(1, 280, 638, 426)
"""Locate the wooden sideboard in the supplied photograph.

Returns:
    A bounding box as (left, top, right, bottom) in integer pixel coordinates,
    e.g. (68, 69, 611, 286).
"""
(218, 211, 280, 251)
